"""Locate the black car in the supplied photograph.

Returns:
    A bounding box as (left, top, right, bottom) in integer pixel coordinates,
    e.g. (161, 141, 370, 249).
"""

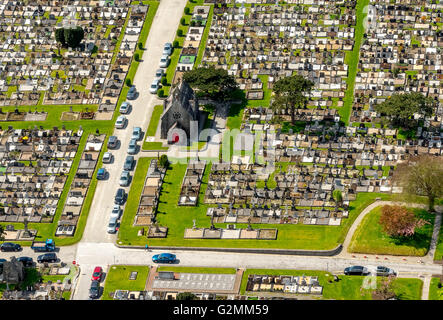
(114, 188, 126, 205)
(107, 136, 118, 149)
(17, 257, 34, 267)
(123, 156, 135, 171)
(37, 253, 57, 264)
(0, 242, 22, 252)
(0, 258, 6, 264)
(344, 265, 369, 276)
(89, 280, 100, 299)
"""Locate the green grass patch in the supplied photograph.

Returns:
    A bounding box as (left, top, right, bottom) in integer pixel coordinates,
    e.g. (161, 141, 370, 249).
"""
(240, 269, 422, 300)
(102, 265, 150, 300)
(157, 267, 236, 274)
(142, 141, 169, 151)
(429, 278, 443, 300)
(349, 206, 435, 256)
(146, 105, 163, 136)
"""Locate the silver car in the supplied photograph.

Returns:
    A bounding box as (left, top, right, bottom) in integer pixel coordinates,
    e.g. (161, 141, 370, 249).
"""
(119, 102, 131, 114)
(119, 171, 130, 186)
(107, 216, 118, 234)
(102, 152, 113, 164)
(110, 204, 122, 220)
(154, 69, 164, 82)
(162, 42, 173, 56)
(159, 55, 170, 68)
(115, 115, 127, 129)
(149, 80, 160, 94)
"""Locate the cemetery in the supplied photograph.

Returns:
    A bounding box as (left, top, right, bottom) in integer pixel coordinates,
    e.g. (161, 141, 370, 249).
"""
(246, 274, 323, 295)
(0, 0, 149, 118)
(352, 0, 443, 125)
(0, 128, 81, 231)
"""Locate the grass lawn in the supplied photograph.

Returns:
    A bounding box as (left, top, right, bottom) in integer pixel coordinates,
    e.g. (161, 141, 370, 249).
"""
(340, 0, 369, 124)
(434, 220, 443, 261)
(102, 265, 150, 300)
(157, 267, 236, 274)
(239, 269, 422, 300)
(142, 141, 169, 151)
(146, 104, 163, 136)
(349, 206, 435, 256)
(117, 159, 393, 250)
(428, 277, 443, 300)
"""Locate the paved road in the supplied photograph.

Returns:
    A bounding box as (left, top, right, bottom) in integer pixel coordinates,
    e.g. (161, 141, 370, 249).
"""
(82, 0, 186, 244)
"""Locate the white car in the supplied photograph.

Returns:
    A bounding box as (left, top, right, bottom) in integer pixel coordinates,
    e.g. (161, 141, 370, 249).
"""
(154, 69, 164, 82)
(115, 115, 127, 129)
(107, 216, 118, 234)
(102, 152, 113, 164)
(159, 55, 170, 68)
(119, 102, 131, 114)
(149, 80, 160, 94)
(162, 42, 173, 56)
(110, 204, 122, 220)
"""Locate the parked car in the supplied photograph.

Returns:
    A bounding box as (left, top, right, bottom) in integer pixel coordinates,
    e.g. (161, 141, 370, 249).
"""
(119, 102, 131, 114)
(114, 188, 126, 205)
(115, 115, 127, 129)
(159, 55, 170, 68)
(119, 171, 130, 186)
(154, 68, 164, 82)
(162, 42, 173, 56)
(376, 266, 396, 277)
(37, 253, 57, 264)
(149, 80, 160, 94)
(132, 127, 143, 141)
(107, 216, 119, 234)
(17, 257, 33, 267)
(126, 86, 137, 100)
(0, 258, 6, 264)
(107, 136, 118, 149)
(96, 168, 106, 180)
(102, 152, 113, 164)
(127, 138, 137, 155)
(152, 253, 176, 264)
(110, 204, 122, 220)
(0, 242, 21, 252)
(89, 280, 100, 299)
(344, 265, 369, 276)
(91, 266, 103, 281)
(123, 155, 135, 171)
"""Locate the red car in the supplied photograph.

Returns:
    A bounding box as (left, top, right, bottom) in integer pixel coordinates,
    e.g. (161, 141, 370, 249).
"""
(91, 266, 103, 281)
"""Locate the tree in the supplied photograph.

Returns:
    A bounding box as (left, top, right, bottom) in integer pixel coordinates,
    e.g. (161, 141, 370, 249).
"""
(125, 78, 132, 87)
(184, 7, 190, 15)
(379, 205, 428, 237)
(138, 42, 143, 50)
(332, 189, 343, 211)
(0, 224, 4, 241)
(64, 27, 85, 48)
(180, 17, 186, 26)
(173, 40, 179, 48)
(372, 275, 397, 300)
(159, 154, 169, 168)
(374, 92, 435, 129)
(176, 292, 197, 300)
(271, 74, 314, 125)
(183, 66, 238, 101)
(134, 53, 140, 61)
(394, 155, 443, 211)
(177, 29, 183, 37)
(54, 28, 65, 55)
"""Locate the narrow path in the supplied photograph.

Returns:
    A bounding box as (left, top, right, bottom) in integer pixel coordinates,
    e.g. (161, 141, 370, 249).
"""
(422, 276, 431, 300)
(425, 212, 442, 262)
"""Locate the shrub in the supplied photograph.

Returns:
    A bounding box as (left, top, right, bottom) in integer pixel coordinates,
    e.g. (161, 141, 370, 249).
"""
(184, 7, 190, 15)
(125, 78, 131, 87)
(173, 40, 179, 48)
(180, 17, 186, 26)
(161, 77, 167, 86)
(138, 42, 143, 50)
(157, 89, 164, 98)
(159, 154, 169, 168)
(134, 53, 140, 61)
(177, 29, 183, 37)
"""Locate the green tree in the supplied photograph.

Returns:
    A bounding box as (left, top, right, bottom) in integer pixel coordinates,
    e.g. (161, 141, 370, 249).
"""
(159, 154, 169, 168)
(177, 29, 183, 37)
(394, 155, 443, 212)
(126, 78, 132, 87)
(176, 292, 197, 300)
(181, 17, 186, 26)
(374, 92, 435, 129)
(138, 42, 143, 50)
(332, 189, 343, 211)
(184, 7, 190, 15)
(183, 66, 238, 101)
(0, 224, 4, 241)
(173, 40, 179, 48)
(271, 74, 314, 125)
(134, 53, 140, 61)
(54, 28, 65, 56)
(64, 27, 85, 48)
